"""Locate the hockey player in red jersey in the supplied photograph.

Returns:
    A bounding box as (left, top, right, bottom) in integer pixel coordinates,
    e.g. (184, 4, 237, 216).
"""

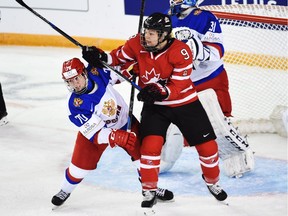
(51, 58, 173, 207)
(82, 12, 228, 209)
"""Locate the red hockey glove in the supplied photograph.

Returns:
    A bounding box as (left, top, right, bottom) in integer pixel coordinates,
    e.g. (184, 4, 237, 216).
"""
(120, 61, 139, 80)
(137, 83, 169, 104)
(108, 129, 136, 151)
(82, 46, 108, 68)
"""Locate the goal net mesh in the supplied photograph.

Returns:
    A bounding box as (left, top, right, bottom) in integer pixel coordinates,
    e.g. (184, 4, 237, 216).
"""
(201, 5, 288, 135)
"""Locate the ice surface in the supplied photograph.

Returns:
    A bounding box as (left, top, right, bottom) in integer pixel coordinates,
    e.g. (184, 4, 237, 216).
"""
(0, 46, 287, 216)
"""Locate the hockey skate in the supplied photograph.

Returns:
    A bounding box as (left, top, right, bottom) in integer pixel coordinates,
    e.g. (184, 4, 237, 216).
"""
(51, 190, 70, 206)
(141, 190, 157, 208)
(0, 112, 8, 126)
(138, 176, 174, 202)
(206, 182, 227, 201)
(156, 187, 174, 202)
(203, 175, 227, 202)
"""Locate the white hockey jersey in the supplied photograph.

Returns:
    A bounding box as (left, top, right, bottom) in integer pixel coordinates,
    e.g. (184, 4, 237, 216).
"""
(67, 66, 128, 141)
(170, 8, 225, 85)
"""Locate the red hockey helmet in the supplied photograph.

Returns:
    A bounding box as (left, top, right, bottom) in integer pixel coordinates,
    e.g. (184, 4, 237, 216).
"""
(62, 58, 85, 80)
(62, 58, 88, 94)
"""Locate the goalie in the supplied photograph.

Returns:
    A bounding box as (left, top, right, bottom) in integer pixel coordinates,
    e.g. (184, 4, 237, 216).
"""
(160, 89, 255, 178)
(160, 0, 255, 178)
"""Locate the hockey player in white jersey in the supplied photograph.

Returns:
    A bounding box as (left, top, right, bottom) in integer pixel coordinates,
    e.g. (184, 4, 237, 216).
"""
(51, 58, 173, 207)
(160, 0, 254, 177)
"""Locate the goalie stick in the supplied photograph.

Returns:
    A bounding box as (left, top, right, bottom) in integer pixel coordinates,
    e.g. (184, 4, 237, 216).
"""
(15, 0, 141, 91)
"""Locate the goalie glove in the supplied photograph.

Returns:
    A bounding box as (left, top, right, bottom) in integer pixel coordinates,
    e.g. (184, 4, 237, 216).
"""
(108, 129, 136, 151)
(186, 36, 210, 62)
(82, 46, 108, 68)
(137, 83, 169, 104)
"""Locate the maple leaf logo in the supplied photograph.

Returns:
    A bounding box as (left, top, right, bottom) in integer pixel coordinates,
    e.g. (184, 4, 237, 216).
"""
(141, 68, 160, 84)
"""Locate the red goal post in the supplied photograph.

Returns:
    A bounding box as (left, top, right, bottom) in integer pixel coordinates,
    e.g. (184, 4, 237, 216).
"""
(200, 5, 288, 136)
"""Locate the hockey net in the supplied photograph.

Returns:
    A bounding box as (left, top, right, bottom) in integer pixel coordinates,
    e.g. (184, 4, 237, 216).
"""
(201, 4, 288, 136)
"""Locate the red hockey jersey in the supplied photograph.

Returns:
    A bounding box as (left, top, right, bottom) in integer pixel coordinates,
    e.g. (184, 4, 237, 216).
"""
(108, 34, 198, 107)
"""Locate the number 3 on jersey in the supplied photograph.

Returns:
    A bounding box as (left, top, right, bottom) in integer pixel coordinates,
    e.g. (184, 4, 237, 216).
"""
(209, 21, 217, 32)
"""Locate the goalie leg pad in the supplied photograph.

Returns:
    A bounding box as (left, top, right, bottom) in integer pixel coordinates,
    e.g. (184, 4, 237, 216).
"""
(223, 148, 255, 178)
(160, 124, 184, 173)
(198, 89, 250, 157)
(198, 89, 255, 177)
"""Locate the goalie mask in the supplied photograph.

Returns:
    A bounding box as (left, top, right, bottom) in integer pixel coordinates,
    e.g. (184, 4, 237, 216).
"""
(62, 58, 88, 95)
(169, 0, 200, 15)
(140, 12, 172, 52)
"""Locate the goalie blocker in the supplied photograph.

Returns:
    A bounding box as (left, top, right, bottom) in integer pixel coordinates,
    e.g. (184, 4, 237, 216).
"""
(160, 88, 255, 178)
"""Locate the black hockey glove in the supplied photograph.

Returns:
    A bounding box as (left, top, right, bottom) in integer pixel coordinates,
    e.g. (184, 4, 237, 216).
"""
(137, 83, 169, 104)
(82, 46, 108, 68)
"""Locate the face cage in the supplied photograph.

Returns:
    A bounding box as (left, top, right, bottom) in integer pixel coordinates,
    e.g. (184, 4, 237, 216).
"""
(140, 29, 169, 52)
(169, 0, 197, 15)
(64, 73, 88, 95)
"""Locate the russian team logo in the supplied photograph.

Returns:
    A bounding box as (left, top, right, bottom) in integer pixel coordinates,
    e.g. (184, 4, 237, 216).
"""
(73, 98, 83, 107)
(102, 99, 117, 117)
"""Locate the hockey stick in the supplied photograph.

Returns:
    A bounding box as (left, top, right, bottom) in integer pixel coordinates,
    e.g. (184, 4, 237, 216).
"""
(137, 0, 146, 33)
(15, 0, 141, 91)
(126, 0, 146, 131)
